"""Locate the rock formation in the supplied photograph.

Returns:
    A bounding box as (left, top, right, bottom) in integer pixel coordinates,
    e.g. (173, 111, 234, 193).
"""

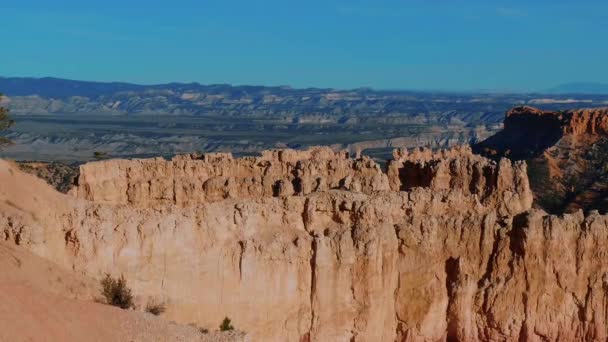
(474, 106, 608, 159)
(474, 106, 608, 213)
(69, 147, 390, 206)
(2, 141, 608, 341)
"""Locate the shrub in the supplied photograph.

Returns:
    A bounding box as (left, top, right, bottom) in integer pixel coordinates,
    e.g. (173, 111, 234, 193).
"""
(145, 300, 166, 316)
(100, 274, 134, 309)
(219, 316, 234, 331)
(188, 323, 209, 334)
(93, 151, 108, 160)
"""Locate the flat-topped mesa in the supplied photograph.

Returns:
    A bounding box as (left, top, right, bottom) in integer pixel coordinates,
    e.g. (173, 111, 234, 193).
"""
(387, 146, 532, 216)
(505, 106, 608, 136)
(474, 106, 608, 160)
(69, 146, 390, 207)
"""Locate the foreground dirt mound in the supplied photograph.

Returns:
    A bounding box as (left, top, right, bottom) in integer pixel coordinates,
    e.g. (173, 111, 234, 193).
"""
(474, 106, 608, 213)
(0, 242, 98, 301)
(2, 144, 608, 340)
(0, 242, 246, 342)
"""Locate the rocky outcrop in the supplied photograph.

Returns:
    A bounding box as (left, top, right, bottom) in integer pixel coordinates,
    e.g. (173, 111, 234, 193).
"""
(561, 108, 608, 135)
(69, 147, 389, 207)
(474, 106, 608, 214)
(2, 145, 608, 341)
(504, 106, 608, 137)
(70, 146, 531, 216)
(387, 146, 531, 216)
(475, 106, 608, 160)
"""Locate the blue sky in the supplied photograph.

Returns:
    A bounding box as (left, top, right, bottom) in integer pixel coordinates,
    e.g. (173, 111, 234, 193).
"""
(1, 0, 606, 91)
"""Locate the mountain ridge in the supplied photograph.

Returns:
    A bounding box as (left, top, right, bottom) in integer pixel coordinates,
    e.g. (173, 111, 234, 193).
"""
(546, 82, 608, 95)
(5, 76, 608, 98)
(0, 76, 335, 98)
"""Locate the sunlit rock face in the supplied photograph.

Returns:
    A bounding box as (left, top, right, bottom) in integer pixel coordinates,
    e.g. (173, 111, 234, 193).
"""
(474, 106, 608, 214)
(4, 143, 608, 341)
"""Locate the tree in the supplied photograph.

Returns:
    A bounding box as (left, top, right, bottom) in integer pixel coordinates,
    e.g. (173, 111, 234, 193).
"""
(0, 93, 14, 149)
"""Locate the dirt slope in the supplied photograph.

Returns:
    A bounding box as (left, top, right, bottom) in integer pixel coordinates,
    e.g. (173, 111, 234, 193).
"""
(0, 242, 245, 341)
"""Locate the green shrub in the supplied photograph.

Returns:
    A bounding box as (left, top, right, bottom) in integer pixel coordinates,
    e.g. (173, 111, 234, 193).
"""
(93, 151, 108, 160)
(219, 316, 234, 331)
(100, 274, 134, 309)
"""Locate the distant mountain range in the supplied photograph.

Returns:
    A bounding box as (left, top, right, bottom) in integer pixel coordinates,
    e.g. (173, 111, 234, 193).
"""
(546, 82, 608, 95)
(0, 76, 300, 99)
(2, 76, 608, 98)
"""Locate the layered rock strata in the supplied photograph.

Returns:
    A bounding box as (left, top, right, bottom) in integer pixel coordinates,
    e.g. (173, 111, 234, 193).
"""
(2, 146, 607, 341)
(474, 106, 608, 213)
(69, 148, 388, 206)
(474, 106, 608, 160)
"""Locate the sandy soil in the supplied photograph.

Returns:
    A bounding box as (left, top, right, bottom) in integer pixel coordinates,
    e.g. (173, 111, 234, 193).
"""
(0, 242, 246, 342)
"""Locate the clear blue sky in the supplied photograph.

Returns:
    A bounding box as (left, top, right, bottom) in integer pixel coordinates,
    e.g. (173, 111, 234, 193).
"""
(1, 0, 607, 91)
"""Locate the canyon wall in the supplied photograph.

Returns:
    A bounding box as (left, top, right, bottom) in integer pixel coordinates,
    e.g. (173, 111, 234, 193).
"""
(475, 106, 608, 160)
(503, 106, 608, 136)
(2, 146, 608, 341)
(474, 106, 608, 214)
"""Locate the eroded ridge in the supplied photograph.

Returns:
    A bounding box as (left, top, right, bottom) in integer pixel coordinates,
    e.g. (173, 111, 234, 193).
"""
(2, 145, 606, 341)
(70, 147, 388, 206)
(70, 146, 531, 214)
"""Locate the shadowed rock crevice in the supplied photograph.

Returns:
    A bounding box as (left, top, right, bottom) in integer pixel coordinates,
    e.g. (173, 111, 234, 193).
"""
(473, 106, 565, 160)
(397, 161, 434, 190)
(445, 257, 461, 342)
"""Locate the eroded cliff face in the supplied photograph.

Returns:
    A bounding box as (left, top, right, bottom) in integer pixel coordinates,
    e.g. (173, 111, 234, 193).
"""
(474, 106, 608, 214)
(475, 106, 608, 160)
(69, 147, 389, 207)
(2, 145, 608, 341)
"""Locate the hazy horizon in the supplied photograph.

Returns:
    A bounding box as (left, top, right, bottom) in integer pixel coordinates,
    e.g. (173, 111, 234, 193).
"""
(3, 75, 608, 95)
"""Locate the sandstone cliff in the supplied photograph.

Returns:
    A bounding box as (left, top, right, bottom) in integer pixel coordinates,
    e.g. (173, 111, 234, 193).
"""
(2, 145, 608, 341)
(475, 106, 608, 213)
(475, 106, 608, 159)
(69, 147, 389, 206)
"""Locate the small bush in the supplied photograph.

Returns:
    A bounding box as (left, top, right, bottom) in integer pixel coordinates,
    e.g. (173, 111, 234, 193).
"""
(93, 151, 108, 160)
(145, 300, 166, 316)
(219, 316, 234, 331)
(100, 274, 134, 309)
(188, 323, 209, 334)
